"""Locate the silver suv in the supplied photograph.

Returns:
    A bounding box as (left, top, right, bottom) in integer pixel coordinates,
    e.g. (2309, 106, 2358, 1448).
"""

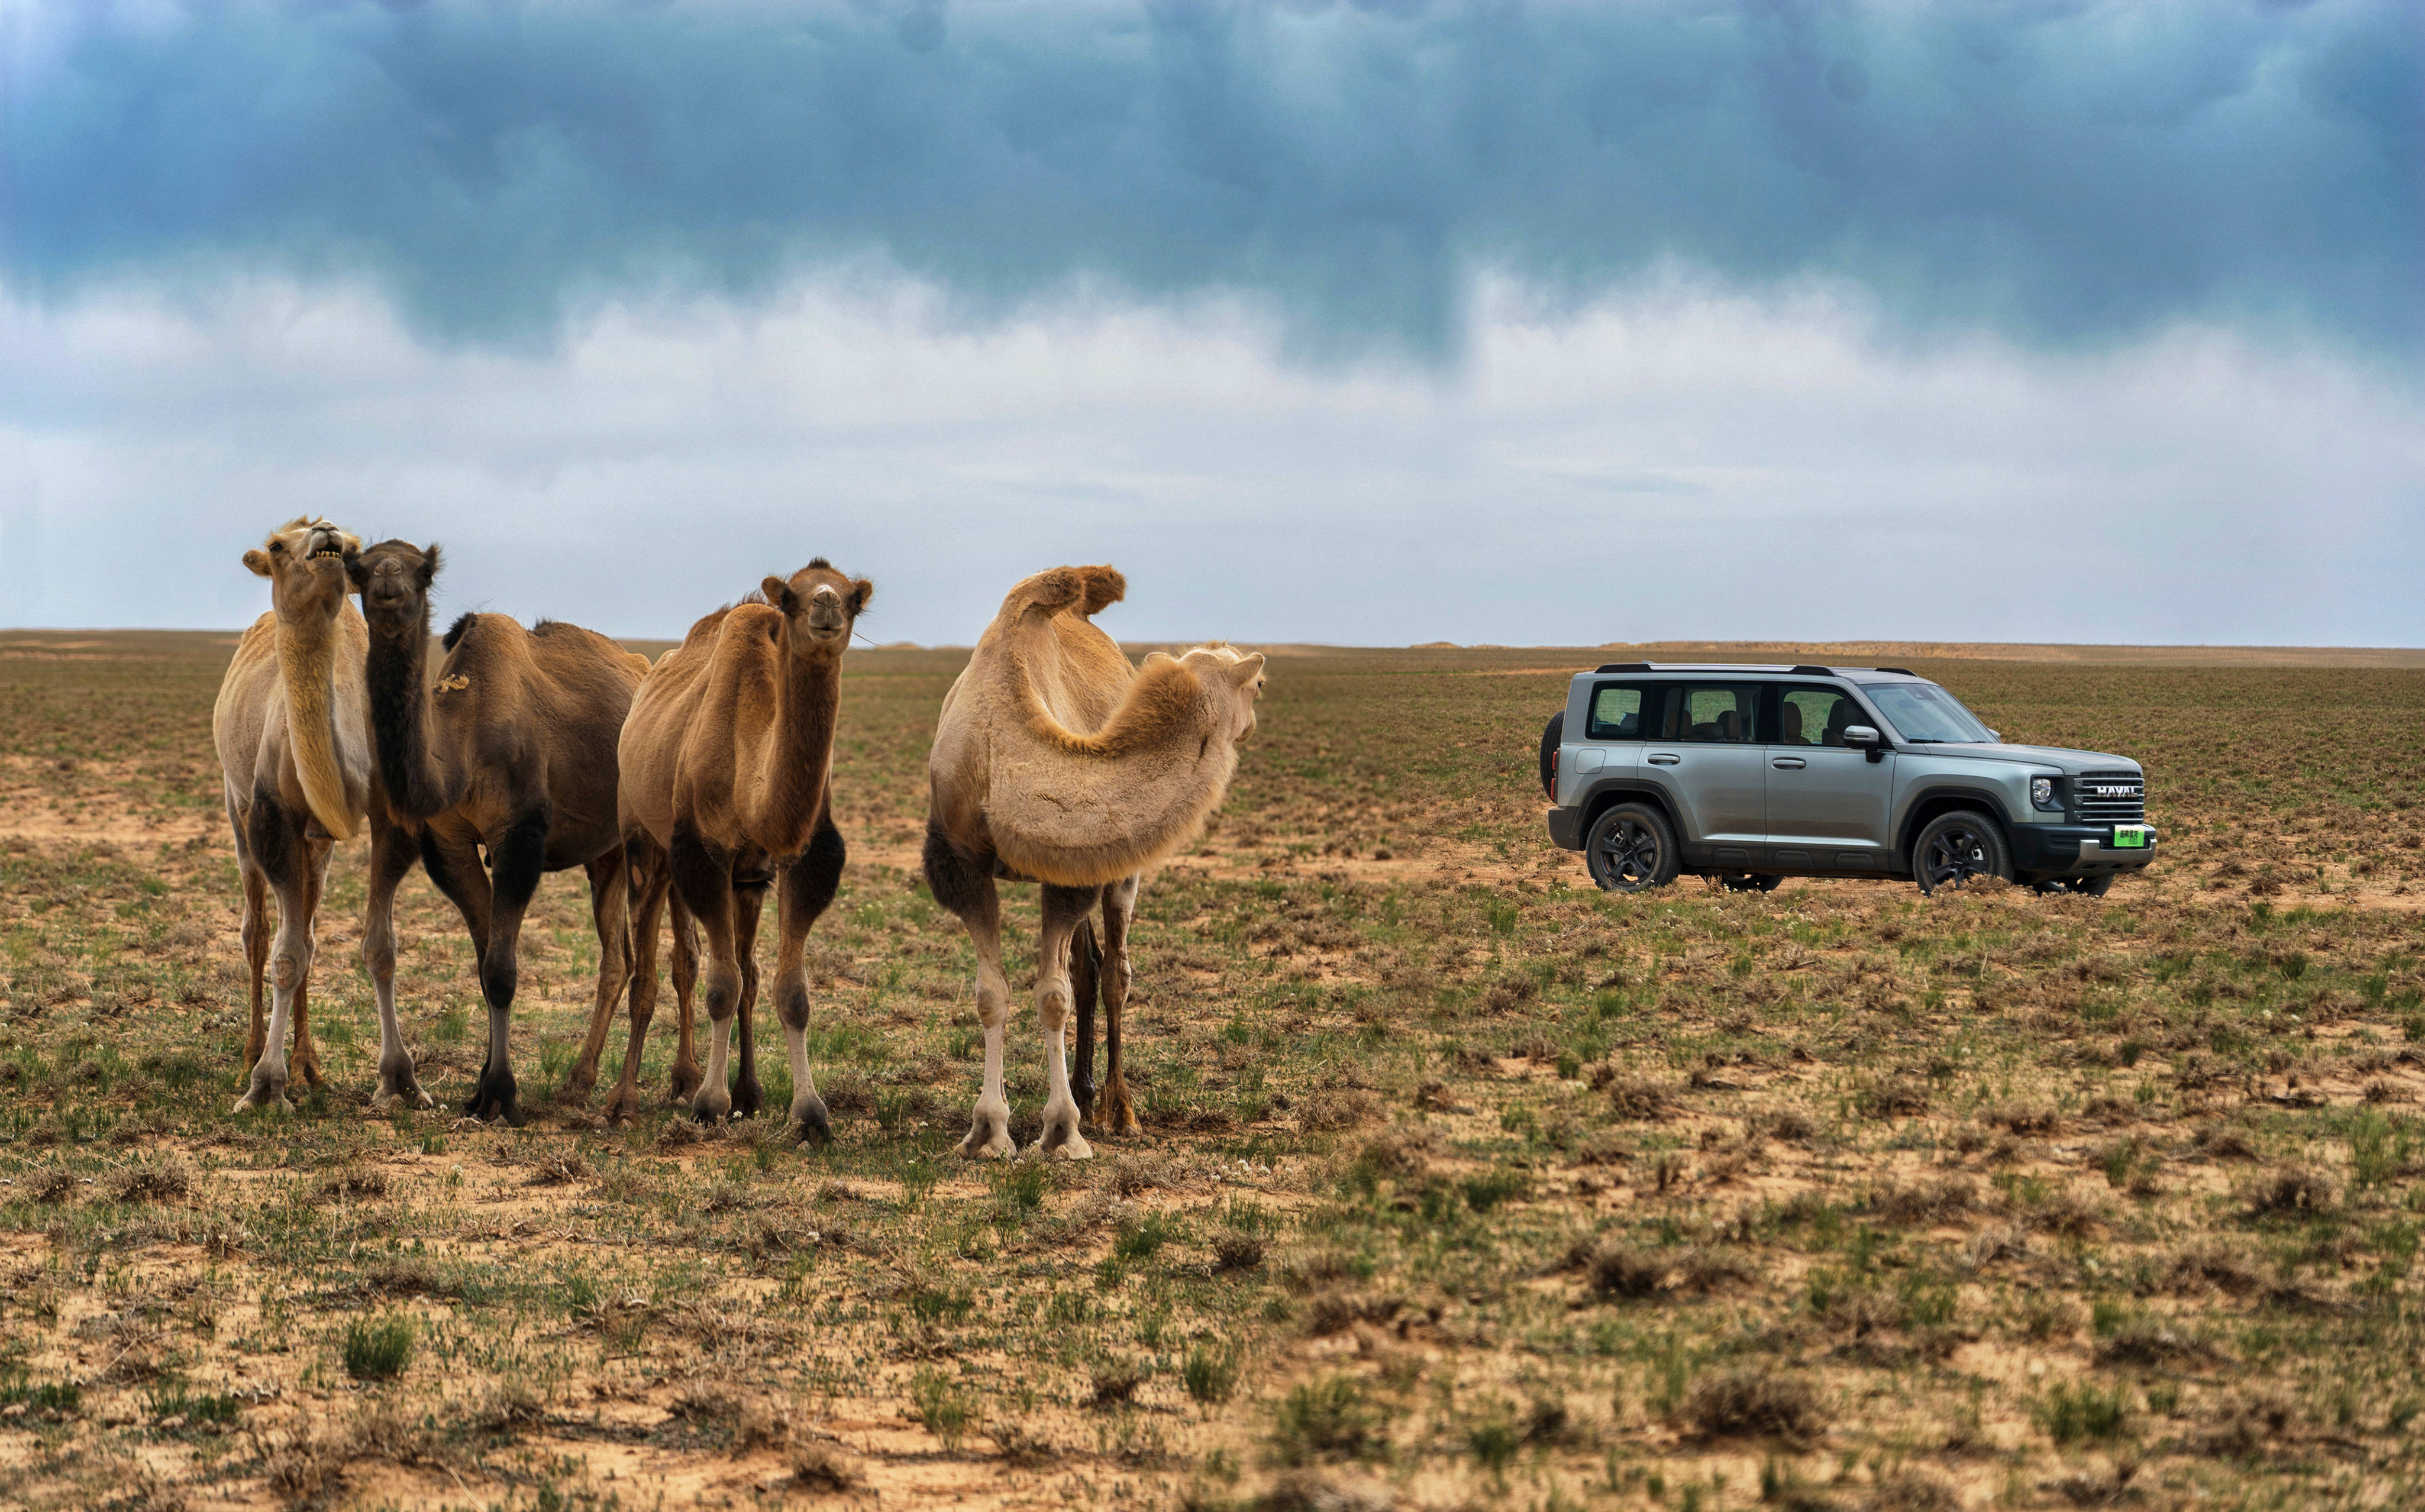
(1539, 663, 2156, 896)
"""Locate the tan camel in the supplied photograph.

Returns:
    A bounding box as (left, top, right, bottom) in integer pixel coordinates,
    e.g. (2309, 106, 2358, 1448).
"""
(212, 518, 425, 1112)
(348, 541, 651, 1126)
(922, 566, 1264, 1159)
(616, 558, 873, 1139)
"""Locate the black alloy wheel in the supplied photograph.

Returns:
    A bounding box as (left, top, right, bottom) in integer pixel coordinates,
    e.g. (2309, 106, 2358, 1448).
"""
(1914, 810, 2013, 895)
(1586, 803, 1679, 893)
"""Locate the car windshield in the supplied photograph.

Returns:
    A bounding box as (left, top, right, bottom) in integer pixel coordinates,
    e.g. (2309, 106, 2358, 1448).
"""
(1865, 682, 1997, 744)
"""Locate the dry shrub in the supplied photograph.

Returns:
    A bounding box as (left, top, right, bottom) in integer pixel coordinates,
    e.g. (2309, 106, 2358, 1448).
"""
(1856, 1080, 1930, 1120)
(2193, 1123, 2258, 1160)
(318, 1166, 390, 1201)
(1300, 1291, 1360, 1337)
(106, 1157, 192, 1204)
(2094, 1319, 2226, 1368)
(1215, 1231, 1268, 1272)
(2022, 1187, 2107, 1237)
(27, 1167, 78, 1206)
(1963, 1222, 2035, 1270)
(1681, 1369, 1827, 1443)
(790, 1441, 861, 1491)
(1601, 1075, 1679, 1121)
(361, 1259, 457, 1300)
(1584, 1242, 1669, 1300)
(1985, 1101, 2062, 1136)
(1762, 1108, 1819, 1145)
(527, 1154, 590, 1187)
(1410, 1079, 1466, 1113)
(1675, 1246, 1757, 1293)
(1300, 1088, 1380, 1132)
(2248, 1165, 2334, 1216)
(264, 1427, 340, 1504)
(1872, 1175, 1977, 1227)
(2165, 1242, 2263, 1297)
(1864, 1471, 1959, 1512)
(1089, 1361, 1149, 1406)
(1253, 1469, 1394, 1512)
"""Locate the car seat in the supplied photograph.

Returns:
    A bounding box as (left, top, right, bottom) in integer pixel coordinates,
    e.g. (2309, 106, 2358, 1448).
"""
(1822, 702, 1856, 747)
(1780, 703, 1804, 744)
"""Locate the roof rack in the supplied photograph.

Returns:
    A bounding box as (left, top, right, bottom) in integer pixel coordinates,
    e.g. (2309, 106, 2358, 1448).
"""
(1870, 666, 1916, 676)
(1594, 661, 1652, 673)
(1789, 664, 1832, 676)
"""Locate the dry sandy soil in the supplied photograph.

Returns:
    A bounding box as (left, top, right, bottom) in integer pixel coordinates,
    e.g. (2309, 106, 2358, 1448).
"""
(1, 633, 2423, 1511)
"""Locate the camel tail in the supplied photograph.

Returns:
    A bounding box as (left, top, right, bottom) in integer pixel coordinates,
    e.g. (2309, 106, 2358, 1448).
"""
(277, 622, 359, 841)
(1002, 565, 1126, 622)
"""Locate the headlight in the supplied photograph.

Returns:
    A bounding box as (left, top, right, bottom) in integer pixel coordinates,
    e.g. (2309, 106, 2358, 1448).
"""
(2031, 776, 2059, 810)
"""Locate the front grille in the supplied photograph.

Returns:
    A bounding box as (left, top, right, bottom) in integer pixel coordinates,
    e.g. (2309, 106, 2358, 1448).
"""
(2074, 770, 2145, 823)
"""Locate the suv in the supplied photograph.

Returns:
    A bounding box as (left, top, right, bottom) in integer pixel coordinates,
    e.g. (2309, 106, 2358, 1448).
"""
(1539, 663, 2156, 896)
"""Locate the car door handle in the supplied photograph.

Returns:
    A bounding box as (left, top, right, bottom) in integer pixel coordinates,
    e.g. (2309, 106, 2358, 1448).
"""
(1648, 752, 1680, 765)
(1771, 757, 1806, 770)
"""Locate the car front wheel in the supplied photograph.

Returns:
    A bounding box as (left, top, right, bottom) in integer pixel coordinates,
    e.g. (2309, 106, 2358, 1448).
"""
(1586, 803, 1680, 893)
(1913, 810, 2014, 895)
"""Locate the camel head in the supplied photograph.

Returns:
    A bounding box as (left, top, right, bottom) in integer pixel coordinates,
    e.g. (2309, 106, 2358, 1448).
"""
(758, 557, 873, 660)
(347, 539, 442, 637)
(1177, 645, 1267, 746)
(243, 516, 360, 631)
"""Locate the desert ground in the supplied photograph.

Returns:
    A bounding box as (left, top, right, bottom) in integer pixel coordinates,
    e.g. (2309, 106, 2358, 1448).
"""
(2, 632, 2424, 1511)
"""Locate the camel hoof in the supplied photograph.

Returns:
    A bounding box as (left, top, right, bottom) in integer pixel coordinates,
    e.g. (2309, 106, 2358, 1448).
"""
(369, 1086, 432, 1114)
(789, 1094, 833, 1145)
(600, 1087, 640, 1125)
(956, 1108, 1013, 1159)
(693, 1087, 733, 1124)
(466, 1067, 524, 1127)
(1036, 1103, 1092, 1161)
(731, 1077, 765, 1121)
(234, 1069, 291, 1113)
(1038, 1135, 1094, 1161)
(666, 1067, 706, 1105)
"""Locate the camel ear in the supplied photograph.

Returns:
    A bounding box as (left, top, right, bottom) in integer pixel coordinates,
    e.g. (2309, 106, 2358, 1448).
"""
(1225, 653, 1266, 689)
(419, 544, 442, 589)
(243, 549, 273, 578)
(850, 579, 874, 615)
(343, 553, 370, 591)
(760, 576, 796, 612)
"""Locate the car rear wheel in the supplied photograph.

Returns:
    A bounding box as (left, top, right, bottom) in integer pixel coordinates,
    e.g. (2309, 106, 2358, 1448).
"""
(1913, 810, 2014, 895)
(1586, 803, 1680, 893)
(1718, 873, 1781, 893)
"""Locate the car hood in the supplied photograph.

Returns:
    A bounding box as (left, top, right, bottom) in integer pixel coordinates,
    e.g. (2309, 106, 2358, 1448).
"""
(1901, 742, 2141, 776)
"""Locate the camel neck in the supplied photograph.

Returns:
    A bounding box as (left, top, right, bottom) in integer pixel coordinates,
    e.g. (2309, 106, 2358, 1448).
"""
(364, 605, 458, 820)
(748, 645, 844, 856)
(275, 608, 358, 839)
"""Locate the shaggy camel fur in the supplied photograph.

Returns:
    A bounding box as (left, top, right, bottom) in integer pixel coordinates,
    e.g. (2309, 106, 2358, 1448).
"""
(350, 541, 651, 1126)
(212, 518, 424, 1111)
(922, 565, 1264, 1159)
(618, 559, 872, 1139)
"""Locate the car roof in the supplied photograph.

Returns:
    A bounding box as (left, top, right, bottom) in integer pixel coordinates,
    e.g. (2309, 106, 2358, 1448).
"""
(1581, 662, 1929, 683)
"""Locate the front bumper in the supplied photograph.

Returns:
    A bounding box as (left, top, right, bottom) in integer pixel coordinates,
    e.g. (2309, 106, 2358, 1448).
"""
(2010, 821, 2158, 876)
(1546, 806, 1583, 851)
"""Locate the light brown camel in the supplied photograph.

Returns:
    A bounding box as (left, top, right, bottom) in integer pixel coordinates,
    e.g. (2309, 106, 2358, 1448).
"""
(922, 566, 1264, 1159)
(212, 518, 424, 1112)
(616, 558, 872, 1139)
(348, 541, 652, 1126)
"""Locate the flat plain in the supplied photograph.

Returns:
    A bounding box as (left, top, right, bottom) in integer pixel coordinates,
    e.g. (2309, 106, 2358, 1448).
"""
(2, 631, 2424, 1511)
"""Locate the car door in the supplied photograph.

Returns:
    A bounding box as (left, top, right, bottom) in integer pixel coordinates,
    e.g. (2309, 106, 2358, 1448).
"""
(1645, 681, 1766, 863)
(1765, 683, 1897, 870)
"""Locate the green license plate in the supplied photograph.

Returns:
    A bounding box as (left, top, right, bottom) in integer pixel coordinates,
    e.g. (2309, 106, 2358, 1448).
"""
(2111, 825, 2149, 849)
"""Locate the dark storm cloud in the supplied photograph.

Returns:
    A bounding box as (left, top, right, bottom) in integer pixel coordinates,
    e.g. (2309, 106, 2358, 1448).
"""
(3, 1, 2418, 359)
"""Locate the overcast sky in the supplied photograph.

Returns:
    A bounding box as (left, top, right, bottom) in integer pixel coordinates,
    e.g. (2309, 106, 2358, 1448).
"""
(2, 1, 2418, 646)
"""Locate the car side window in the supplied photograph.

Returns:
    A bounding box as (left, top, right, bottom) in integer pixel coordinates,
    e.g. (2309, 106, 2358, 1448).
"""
(1587, 684, 1648, 740)
(1778, 685, 1861, 747)
(1671, 684, 1758, 744)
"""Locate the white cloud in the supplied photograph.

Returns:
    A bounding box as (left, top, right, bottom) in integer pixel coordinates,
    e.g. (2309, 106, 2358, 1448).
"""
(3, 270, 2418, 646)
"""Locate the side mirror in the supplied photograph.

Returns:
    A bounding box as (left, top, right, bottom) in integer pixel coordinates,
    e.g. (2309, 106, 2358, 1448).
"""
(1843, 725, 1887, 763)
(1987, 730, 2002, 743)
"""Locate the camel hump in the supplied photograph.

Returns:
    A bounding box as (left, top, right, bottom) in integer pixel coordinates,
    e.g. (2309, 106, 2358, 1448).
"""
(1002, 565, 1125, 622)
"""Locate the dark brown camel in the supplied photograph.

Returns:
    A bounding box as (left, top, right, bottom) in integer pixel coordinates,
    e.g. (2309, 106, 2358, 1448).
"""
(350, 540, 651, 1126)
(616, 560, 870, 1140)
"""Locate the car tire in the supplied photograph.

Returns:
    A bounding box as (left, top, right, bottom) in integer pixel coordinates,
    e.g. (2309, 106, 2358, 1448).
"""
(1719, 873, 1781, 893)
(1538, 711, 1564, 800)
(1586, 803, 1680, 893)
(1912, 810, 2014, 895)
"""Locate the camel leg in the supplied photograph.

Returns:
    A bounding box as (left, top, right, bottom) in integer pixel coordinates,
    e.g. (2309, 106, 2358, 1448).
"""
(1070, 916, 1102, 1122)
(603, 836, 670, 1123)
(231, 800, 271, 1075)
(563, 845, 632, 1106)
(1034, 884, 1095, 1159)
(671, 831, 740, 1123)
(728, 872, 769, 1119)
(363, 821, 432, 1112)
(235, 793, 311, 1112)
(771, 816, 845, 1143)
(466, 806, 550, 1126)
(927, 830, 1012, 1159)
(286, 839, 335, 1091)
(419, 823, 496, 998)
(1097, 875, 1143, 1138)
(666, 888, 703, 1103)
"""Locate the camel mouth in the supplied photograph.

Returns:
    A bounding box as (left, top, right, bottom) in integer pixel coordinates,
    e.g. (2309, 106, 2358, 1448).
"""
(306, 534, 347, 563)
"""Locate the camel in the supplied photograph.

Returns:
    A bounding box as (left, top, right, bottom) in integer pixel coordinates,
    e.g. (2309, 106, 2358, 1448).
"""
(922, 566, 1265, 1160)
(616, 558, 873, 1141)
(348, 541, 653, 1126)
(213, 518, 426, 1112)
